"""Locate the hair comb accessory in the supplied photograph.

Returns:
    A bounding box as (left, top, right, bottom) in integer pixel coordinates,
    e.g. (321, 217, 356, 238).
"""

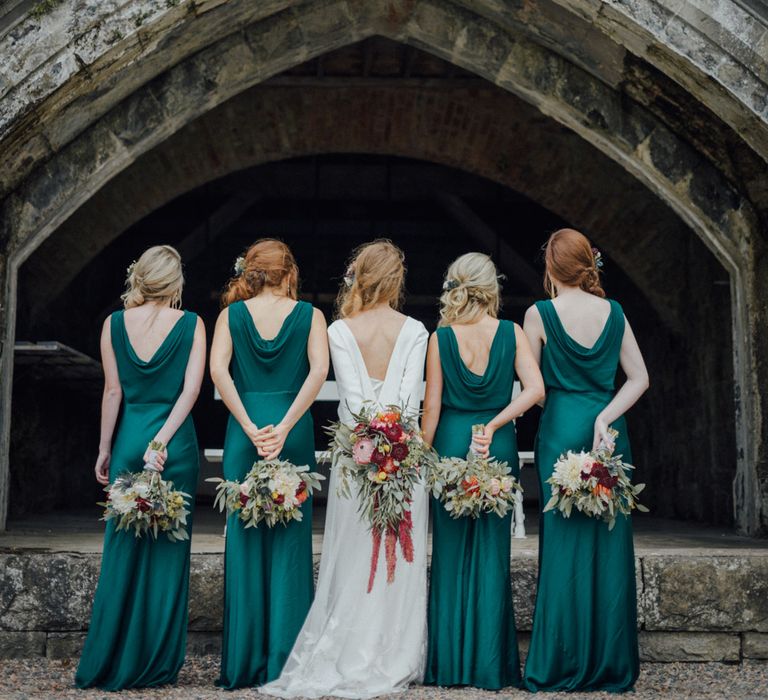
(233, 256, 245, 275)
(126, 260, 136, 277)
(592, 247, 604, 269)
(343, 267, 355, 288)
(442, 278, 460, 291)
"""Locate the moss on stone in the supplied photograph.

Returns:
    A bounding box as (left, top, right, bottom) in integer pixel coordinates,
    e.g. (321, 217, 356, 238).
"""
(29, 0, 63, 20)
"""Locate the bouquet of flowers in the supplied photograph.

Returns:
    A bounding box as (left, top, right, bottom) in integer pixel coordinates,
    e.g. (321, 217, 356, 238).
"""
(543, 428, 648, 529)
(327, 403, 437, 592)
(100, 462, 191, 541)
(207, 459, 325, 528)
(427, 425, 523, 519)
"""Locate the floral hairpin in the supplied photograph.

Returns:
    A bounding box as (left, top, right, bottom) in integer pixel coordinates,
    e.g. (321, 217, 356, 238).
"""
(442, 279, 460, 291)
(126, 260, 136, 276)
(592, 247, 604, 269)
(233, 256, 245, 275)
(343, 267, 355, 288)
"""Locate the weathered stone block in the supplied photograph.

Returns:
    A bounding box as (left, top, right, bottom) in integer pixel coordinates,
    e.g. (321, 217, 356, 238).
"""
(639, 632, 740, 662)
(0, 553, 99, 631)
(46, 632, 86, 659)
(0, 631, 46, 658)
(641, 556, 768, 632)
(743, 633, 768, 659)
(188, 554, 224, 631)
(510, 556, 537, 631)
(187, 631, 222, 656)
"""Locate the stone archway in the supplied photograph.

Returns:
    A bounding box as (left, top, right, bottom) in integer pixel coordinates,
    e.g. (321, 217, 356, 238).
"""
(1, 1, 766, 532)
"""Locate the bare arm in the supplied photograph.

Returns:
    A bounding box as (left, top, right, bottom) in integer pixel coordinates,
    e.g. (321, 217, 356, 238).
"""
(210, 308, 273, 451)
(146, 318, 207, 469)
(473, 324, 546, 456)
(593, 317, 650, 450)
(523, 304, 546, 408)
(95, 317, 122, 485)
(260, 309, 330, 460)
(421, 333, 442, 447)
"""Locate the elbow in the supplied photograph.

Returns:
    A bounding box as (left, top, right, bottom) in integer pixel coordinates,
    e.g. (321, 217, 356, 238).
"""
(105, 385, 122, 401)
(524, 380, 545, 407)
(641, 373, 650, 394)
(209, 363, 226, 387)
(186, 383, 202, 403)
(312, 361, 330, 382)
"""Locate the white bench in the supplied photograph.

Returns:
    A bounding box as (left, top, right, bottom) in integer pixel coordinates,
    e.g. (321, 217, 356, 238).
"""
(203, 381, 535, 467)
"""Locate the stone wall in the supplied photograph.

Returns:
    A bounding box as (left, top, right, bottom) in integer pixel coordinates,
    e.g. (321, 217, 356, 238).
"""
(0, 0, 767, 534)
(0, 551, 766, 662)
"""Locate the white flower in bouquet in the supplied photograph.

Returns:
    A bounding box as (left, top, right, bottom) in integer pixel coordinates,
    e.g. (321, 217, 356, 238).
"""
(553, 450, 591, 494)
(110, 490, 136, 515)
(271, 471, 302, 504)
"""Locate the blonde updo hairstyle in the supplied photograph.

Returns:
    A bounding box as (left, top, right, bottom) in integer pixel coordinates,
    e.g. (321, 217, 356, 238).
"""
(544, 228, 605, 298)
(121, 245, 184, 309)
(221, 238, 299, 307)
(438, 252, 501, 327)
(335, 239, 405, 319)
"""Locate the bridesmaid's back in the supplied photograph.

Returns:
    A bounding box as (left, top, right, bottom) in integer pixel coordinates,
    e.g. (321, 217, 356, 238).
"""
(111, 308, 197, 404)
(227, 299, 312, 392)
(535, 298, 624, 394)
(436, 320, 516, 411)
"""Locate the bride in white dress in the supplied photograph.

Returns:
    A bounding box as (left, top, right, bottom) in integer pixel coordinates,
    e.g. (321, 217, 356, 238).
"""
(261, 240, 429, 699)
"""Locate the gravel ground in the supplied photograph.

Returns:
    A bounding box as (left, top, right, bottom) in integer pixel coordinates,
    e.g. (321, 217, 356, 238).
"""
(0, 657, 767, 700)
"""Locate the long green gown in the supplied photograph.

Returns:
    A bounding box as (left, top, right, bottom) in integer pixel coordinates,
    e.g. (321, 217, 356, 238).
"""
(217, 300, 316, 689)
(425, 321, 521, 690)
(75, 310, 199, 690)
(524, 299, 639, 692)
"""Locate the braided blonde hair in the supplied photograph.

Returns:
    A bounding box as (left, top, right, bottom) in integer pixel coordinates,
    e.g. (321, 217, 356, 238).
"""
(438, 252, 501, 327)
(122, 245, 183, 309)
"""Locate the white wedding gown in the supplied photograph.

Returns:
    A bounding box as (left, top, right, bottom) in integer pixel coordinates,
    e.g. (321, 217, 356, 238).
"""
(261, 316, 429, 699)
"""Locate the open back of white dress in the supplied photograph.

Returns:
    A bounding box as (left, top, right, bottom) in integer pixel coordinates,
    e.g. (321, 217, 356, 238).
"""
(261, 316, 429, 699)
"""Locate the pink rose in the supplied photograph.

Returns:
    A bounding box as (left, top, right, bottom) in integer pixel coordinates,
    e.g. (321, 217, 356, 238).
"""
(353, 437, 375, 465)
(489, 478, 501, 496)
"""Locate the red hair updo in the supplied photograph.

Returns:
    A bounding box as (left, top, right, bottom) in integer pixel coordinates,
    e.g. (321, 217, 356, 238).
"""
(221, 238, 299, 307)
(543, 228, 605, 298)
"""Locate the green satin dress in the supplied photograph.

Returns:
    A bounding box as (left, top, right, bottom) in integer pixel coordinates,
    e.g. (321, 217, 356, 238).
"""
(76, 310, 199, 690)
(218, 300, 316, 689)
(425, 321, 521, 690)
(524, 299, 639, 692)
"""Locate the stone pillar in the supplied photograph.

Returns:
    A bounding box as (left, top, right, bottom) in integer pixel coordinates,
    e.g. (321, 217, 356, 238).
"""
(0, 242, 16, 531)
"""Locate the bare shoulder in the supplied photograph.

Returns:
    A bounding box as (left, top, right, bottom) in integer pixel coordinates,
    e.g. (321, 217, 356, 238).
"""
(215, 307, 230, 326)
(311, 306, 328, 325)
(524, 304, 542, 325)
(159, 306, 184, 323)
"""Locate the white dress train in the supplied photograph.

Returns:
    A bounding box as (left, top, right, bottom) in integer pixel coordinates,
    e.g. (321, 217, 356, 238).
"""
(261, 316, 429, 699)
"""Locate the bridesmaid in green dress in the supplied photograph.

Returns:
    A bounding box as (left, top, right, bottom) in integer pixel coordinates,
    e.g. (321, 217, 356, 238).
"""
(76, 245, 206, 690)
(422, 253, 544, 690)
(209, 239, 328, 689)
(523, 229, 649, 692)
